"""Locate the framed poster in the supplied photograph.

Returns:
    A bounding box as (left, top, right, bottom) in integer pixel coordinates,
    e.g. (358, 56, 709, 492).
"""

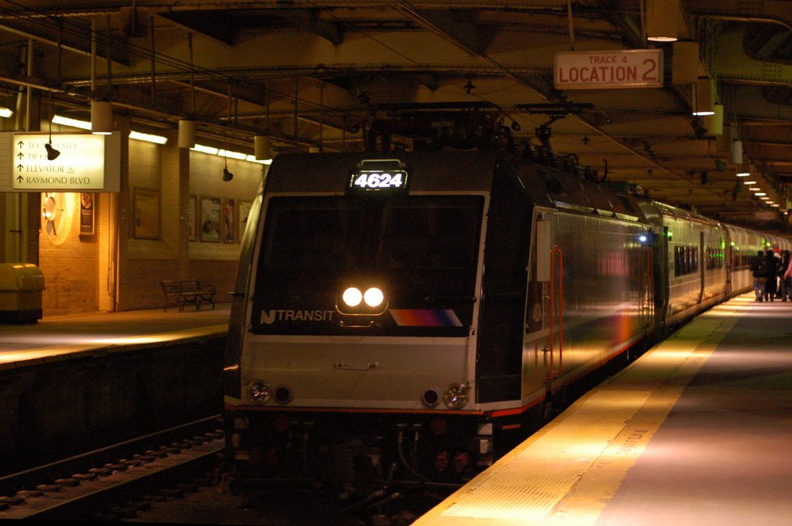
(223, 198, 236, 243)
(238, 200, 252, 237)
(134, 188, 160, 240)
(187, 195, 197, 241)
(200, 196, 221, 242)
(80, 192, 95, 235)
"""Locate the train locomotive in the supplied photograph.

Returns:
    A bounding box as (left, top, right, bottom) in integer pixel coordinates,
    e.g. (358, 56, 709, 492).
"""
(223, 145, 790, 490)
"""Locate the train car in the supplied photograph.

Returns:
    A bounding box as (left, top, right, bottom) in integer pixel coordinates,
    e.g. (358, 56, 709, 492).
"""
(223, 150, 662, 486)
(222, 147, 790, 491)
(637, 200, 728, 330)
(723, 224, 775, 296)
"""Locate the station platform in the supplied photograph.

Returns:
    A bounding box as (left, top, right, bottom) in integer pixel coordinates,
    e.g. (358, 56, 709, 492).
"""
(414, 293, 792, 526)
(0, 303, 231, 370)
(0, 303, 231, 475)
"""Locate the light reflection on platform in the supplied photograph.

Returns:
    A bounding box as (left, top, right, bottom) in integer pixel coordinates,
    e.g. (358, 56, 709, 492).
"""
(415, 292, 792, 526)
(0, 304, 230, 368)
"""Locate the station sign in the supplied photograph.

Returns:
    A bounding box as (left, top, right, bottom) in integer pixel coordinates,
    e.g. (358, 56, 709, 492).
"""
(0, 132, 121, 192)
(554, 49, 663, 90)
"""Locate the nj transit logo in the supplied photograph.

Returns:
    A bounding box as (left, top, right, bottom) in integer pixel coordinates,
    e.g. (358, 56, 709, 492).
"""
(260, 309, 336, 324)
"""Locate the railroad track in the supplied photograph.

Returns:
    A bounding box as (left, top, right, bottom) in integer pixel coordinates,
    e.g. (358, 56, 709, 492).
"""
(0, 414, 451, 524)
(0, 417, 225, 521)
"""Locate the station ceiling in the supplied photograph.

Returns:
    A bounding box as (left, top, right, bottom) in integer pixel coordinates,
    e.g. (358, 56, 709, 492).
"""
(1, 1, 791, 229)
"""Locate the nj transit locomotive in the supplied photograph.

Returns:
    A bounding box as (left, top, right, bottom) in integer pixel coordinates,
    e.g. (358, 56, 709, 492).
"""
(223, 150, 790, 487)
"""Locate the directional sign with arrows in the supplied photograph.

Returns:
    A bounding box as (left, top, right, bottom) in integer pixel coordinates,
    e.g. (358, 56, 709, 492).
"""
(10, 133, 107, 192)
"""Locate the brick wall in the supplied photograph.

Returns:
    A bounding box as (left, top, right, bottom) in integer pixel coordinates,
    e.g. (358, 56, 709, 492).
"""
(39, 192, 100, 316)
(39, 134, 265, 316)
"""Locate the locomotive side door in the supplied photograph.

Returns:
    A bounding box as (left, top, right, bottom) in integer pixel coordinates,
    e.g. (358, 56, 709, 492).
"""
(523, 212, 559, 401)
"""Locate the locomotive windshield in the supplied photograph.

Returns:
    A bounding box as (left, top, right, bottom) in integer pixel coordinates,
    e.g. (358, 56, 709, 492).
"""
(251, 194, 484, 336)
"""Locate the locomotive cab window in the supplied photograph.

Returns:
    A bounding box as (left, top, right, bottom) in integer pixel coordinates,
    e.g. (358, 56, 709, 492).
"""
(253, 194, 484, 336)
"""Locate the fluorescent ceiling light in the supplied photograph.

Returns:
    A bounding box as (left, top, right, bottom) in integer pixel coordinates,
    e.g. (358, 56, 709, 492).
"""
(129, 131, 168, 144)
(52, 115, 92, 130)
(245, 155, 271, 165)
(192, 143, 218, 155)
(193, 143, 270, 164)
(218, 148, 247, 160)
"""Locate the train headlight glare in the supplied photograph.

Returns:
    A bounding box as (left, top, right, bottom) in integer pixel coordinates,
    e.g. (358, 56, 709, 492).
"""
(342, 287, 363, 307)
(363, 287, 384, 307)
(249, 381, 271, 404)
(443, 383, 469, 409)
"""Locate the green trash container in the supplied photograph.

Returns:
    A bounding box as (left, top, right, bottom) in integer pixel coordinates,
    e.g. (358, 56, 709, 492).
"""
(0, 263, 45, 324)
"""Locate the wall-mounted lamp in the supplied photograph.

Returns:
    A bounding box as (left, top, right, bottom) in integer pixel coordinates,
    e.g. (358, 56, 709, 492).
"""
(45, 142, 61, 161)
(0, 106, 13, 118)
(178, 119, 196, 149)
(646, 0, 679, 42)
(46, 94, 60, 160)
(222, 154, 234, 181)
(91, 100, 114, 135)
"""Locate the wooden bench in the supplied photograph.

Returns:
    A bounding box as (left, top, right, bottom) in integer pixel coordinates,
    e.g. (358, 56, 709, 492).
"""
(160, 280, 216, 312)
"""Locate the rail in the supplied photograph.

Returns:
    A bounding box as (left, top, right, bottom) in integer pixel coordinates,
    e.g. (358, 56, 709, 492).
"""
(0, 417, 224, 520)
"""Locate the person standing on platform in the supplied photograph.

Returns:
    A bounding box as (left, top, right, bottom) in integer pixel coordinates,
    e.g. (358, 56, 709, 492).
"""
(783, 251, 792, 302)
(779, 250, 791, 301)
(773, 247, 784, 299)
(763, 249, 779, 302)
(751, 250, 768, 302)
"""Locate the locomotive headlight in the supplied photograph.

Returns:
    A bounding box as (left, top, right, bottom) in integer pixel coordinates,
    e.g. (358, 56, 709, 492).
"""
(339, 284, 388, 315)
(443, 383, 470, 410)
(248, 381, 271, 404)
(363, 287, 384, 307)
(342, 287, 363, 307)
